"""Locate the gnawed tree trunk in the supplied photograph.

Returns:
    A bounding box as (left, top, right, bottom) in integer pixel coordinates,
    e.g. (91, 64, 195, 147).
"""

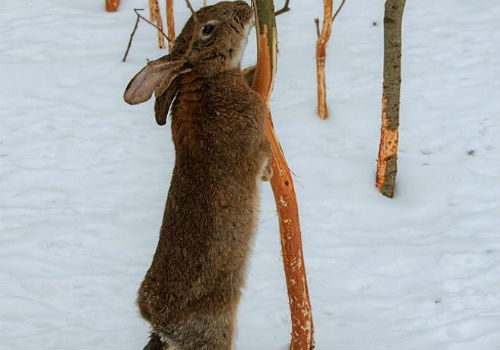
(315, 0, 333, 120)
(105, 0, 120, 12)
(376, 0, 406, 198)
(149, 0, 166, 49)
(166, 0, 176, 51)
(251, 1, 314, 349)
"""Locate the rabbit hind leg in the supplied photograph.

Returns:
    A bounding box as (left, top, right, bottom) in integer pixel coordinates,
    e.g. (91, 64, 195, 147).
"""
(167, 312, 235, 350)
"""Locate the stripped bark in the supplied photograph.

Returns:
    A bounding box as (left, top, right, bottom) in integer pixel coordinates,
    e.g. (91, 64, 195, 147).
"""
(315, 0, 333, 120)
(166, 0, 176, 51)
(251, 1, 314, 349)
(148, 0, 155, 20)
(105, 0, 120, 12)
(150, 0, 166, 49)
(376, 0, 406, 198)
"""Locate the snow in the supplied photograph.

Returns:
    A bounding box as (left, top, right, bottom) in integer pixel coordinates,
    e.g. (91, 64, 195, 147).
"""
(1, 0, 499, 349)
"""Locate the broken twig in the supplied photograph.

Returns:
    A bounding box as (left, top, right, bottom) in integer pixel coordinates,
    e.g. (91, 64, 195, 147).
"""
(314, 18, 320, 38)
(274, 0, 290, 16)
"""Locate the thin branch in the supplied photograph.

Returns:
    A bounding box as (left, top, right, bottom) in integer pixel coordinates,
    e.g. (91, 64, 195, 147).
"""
(314, 18, 320, 38)
(122, 8, 171, 62)
(122, 11, 141, 62)
(184, 0, 197, 19)
(331, 0, 346, 23)
(274, 0, 290, 16)
(134, 8, 170, 41)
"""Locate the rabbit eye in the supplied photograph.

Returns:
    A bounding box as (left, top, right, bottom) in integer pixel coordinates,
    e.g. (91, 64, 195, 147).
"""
(201, 24, 215, 36)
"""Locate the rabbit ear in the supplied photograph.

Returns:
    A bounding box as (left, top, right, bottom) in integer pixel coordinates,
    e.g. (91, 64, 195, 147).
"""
(154, 76, 181, 126)
(124, 57, 190, 105)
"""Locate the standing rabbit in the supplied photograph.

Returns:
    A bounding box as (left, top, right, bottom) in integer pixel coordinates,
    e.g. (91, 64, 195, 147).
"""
(123, 1, 272, 349)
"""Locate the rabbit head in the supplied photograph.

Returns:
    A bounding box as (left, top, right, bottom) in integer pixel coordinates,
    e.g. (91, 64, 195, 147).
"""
(123, 1, 253, 124)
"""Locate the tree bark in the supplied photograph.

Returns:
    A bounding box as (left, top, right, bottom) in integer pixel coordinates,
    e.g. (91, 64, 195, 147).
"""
(376, 0, 406, 198)
(149, 0, 166, 49)
(166, 0, 176, 51)
(105, 0, 120, 12)
(251, 1, 314, 349)
(315, 0, 333, 120)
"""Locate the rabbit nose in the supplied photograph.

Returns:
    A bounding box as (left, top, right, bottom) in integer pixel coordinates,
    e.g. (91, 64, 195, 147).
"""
(234, 1, 250, 9)
(233, 1, 252, 19)
(233, 1, 250, 10)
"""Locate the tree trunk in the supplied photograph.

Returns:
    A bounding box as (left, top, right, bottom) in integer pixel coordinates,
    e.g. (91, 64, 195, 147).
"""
(251, 1, 314, 349)
(376, 0, 406, 198)
(105, 0, 120, 12)
(166, 0, 175, 51)
(315, 0, 333, 120)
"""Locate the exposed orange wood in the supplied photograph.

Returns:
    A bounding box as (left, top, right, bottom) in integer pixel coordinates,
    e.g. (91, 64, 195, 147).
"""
(166, 0, 176, 51)
(148, 0, 155, 20)
(251, 6, 314, 348)
(105, 0, 120, 12)
(376, 94, 399, 192)
(315, 0, 333, 120)
(150, 0, 166, 49)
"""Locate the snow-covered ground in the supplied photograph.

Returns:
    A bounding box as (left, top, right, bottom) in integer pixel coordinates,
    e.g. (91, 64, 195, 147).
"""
(1, 0, 499, 349)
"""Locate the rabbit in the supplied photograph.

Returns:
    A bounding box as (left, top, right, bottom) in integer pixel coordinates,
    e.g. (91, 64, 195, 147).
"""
(123, 1, 272, 349)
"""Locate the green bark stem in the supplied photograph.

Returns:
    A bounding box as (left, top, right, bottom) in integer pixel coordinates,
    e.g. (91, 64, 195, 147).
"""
(383, 0, 406, 131)
(376, 0, 406, 198)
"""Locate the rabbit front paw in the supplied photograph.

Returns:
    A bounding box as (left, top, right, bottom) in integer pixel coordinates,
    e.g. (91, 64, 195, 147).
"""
(260, 160, 273, 182)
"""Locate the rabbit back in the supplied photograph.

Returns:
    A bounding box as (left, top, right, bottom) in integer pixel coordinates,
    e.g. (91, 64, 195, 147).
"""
(137, 69, 270, 349)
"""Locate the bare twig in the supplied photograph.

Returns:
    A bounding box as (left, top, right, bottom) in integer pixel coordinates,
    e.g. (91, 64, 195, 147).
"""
(274, 0, 290, 16)
(122, 9, 171, 62)
(134, 8, 170, 40)
(123, 11, 142, 62)
(314, 18, 320, 38)
(184, 0, 197, 18)
(332, 0, 346, 23)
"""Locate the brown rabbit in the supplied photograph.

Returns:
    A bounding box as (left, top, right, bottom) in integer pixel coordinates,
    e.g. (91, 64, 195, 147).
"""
(123, 2, 272, 349)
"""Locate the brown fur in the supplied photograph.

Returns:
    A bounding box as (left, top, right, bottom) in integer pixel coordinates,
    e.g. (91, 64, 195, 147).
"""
(123, 2, 271, 350)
